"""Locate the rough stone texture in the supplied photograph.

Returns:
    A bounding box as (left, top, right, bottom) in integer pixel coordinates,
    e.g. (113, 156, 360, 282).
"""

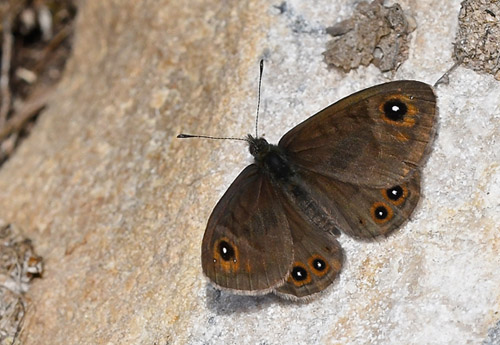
(0, 0, 498, 344)
(483, 320, 500, 345)
(454, 0, 500, 79)
(324, 0, 416, 72)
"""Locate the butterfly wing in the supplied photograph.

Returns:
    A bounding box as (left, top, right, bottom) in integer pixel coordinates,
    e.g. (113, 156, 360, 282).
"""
(296, 168, 422, 239)
(279, 81, 437, 188)
(202, 165, 294, 294)
(273, 195, 344, 299)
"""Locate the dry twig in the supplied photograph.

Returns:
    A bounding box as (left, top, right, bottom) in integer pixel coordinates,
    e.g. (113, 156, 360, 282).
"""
(0, 15, 14, 127)
(0, 87, 54, 142)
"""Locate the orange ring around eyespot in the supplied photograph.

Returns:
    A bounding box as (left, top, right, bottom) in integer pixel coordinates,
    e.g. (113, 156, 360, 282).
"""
(378, 95, 418, 127)
(288, 262, 312, 287)
(308, 254, 330, 277)
(212, 237, 240, 273)
(381, 184, 408, 206)
(370, 202, 394, 224)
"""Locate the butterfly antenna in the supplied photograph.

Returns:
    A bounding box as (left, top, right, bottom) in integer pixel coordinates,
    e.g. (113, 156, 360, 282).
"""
(178, 60, 265, 143)
(255, 59, 264, 138)
(177, 133, 249, 142)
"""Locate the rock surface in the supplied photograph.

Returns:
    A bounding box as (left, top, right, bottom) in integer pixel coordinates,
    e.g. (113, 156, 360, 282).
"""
(0, 0, 498, 344)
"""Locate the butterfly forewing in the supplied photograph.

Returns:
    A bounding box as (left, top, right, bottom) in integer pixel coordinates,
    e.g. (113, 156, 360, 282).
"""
(202, 165, 294, 293)
(279, 81, 437, 188)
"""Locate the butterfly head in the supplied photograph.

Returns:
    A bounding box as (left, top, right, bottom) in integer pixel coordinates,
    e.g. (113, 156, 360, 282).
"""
(247, 135, 270, 160)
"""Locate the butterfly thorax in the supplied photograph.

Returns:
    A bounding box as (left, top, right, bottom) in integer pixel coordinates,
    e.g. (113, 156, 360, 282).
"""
(247, 135, 294, 181)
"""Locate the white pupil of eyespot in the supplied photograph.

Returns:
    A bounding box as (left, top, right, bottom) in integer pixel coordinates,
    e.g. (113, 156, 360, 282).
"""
(297, 271, 303, 277)
(317, 262, 322, 268)
(392, 105, 400, 112)
(222, 247, 228, 254)
(391, 190, 397, 195)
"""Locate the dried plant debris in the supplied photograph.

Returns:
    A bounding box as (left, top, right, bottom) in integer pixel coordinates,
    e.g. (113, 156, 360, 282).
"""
(454, 0, 500, 80)
(0, 222, 43, 345)
(0, 288, 24, 345)
(323, 0, 416, 72)
(0, 0, 77, 166)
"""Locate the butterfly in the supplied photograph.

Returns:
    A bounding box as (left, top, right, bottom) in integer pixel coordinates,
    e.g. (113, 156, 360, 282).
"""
(180, 64, 437, 299)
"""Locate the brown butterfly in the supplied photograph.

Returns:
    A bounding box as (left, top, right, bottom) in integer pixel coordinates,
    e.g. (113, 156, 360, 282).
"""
(180, 64, 437, 299)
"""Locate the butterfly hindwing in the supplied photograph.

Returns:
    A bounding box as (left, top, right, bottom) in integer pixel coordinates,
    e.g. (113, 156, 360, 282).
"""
(301, 169, 422, 239)
(274, 195, 344, 299)
(201, 165, 294, 294)
(279, 81, 436, 188)
(335, 171, 422, 239)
